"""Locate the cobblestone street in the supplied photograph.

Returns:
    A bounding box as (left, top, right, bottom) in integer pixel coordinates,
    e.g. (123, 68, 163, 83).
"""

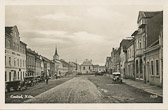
(5, 76, 74, 103)
(23, 75, 162, 103)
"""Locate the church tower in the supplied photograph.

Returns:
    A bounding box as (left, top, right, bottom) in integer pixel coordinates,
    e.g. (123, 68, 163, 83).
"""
(53, 46, 59, 61)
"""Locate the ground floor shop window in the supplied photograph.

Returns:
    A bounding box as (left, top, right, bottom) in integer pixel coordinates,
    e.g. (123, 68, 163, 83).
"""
(5, 71, 7, 81)
(151, 61, 154, 75)
(13, 71, 17, 80)
(136, 60, 138, 78)
(9, 72, 11, 81)
(156, 60, 159, 75)
(18, 72, 19, 80)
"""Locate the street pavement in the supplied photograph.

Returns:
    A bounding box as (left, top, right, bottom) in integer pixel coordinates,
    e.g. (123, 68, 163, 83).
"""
(25, 75, 162, 103)
(25, 76, 102, 103)
(122, 78, 163, 97)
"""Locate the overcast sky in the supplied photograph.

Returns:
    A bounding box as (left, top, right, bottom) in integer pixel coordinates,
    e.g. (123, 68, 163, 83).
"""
(5, 5, 162, 65)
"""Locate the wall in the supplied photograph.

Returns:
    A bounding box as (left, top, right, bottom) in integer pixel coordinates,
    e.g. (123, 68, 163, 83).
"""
(81, 65, 93, 74)
(146, 47, 161, 87)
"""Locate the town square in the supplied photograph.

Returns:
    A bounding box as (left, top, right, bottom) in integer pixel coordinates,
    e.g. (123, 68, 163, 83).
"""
(5, 5, 163, 103)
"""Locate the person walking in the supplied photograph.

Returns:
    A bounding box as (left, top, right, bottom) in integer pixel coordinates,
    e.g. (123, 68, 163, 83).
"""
(46, 69, 50, 84)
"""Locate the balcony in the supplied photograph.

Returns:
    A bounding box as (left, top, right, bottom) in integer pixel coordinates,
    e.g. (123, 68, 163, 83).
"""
(135, 48, 144, 57)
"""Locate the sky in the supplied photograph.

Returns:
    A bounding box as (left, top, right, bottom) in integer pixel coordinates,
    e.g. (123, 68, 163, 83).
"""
(5, 5, 163, 65)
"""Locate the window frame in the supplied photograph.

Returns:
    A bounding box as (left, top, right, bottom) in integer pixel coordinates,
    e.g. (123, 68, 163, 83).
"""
(156, 60, 159, 76)
(151, 61, 154, 76)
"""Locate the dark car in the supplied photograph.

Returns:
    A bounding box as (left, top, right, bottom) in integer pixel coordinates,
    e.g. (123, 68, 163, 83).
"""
(24, 77, 36, 87)
(5, 80, 27, 92)
(95, 71, 103, 76)
(37, 76, 45, 82)
(112, 72, 122, 83)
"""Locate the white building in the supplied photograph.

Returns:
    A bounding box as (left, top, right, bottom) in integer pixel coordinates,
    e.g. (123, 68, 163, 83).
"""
(5, 26, 27, 82)
(81, 59, 93, 74)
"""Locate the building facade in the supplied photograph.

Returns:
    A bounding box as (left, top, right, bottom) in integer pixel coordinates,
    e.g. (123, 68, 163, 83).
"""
(35, 53, 41, 77)
(105, 57, 112, 74)
(133, 11, 161, 81)
(119, 39, 131, 78)
(5, 26, 27, 82)
(81, 59, 94, 74)
(144, 12, 163, 86)
(26, 48, 36, 77)
(125, 38, 135, 79)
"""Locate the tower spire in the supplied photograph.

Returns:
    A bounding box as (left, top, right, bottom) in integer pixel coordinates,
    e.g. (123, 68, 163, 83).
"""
(54, 45, 58, 56)
(53, 45, 59, 60)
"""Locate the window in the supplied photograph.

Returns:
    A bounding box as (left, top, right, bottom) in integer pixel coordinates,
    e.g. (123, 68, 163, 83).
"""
(17, 59, 19, 66)
(18, 72, 19, 80)
(5, 56, 6, 65)
(151, 61, 154, 75)
(20, 59, 22, 67)
(140, 58, 143, 73)
(132, 47, 134, 57)
(23, 60, 24, 67)
(9, 72, 11, 81)
(14, 71, 16, 81)
(14, 58, 16, 66)
(83, 67, 85, 70)
(130, 49, 131, 58)
(9, 57, 11, 66)
(156, 60, 159, 75)
(20, 72, 22, 80)
(139, 39, 141, 48)
(5, 71, 7, 81)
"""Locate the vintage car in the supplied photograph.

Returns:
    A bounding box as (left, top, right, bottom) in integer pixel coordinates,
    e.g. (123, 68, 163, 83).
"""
(112, 72, 122, 83)
(36, 76, 45, 82)
(24, 76, 36, 87)
(5, 80, 27, 92)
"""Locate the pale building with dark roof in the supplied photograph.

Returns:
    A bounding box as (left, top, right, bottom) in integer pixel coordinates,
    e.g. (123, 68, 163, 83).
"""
(81, 59, 94, 74)
(5, 26, 27, 82)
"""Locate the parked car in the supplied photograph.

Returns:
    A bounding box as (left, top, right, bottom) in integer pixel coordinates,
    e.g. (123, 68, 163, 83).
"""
(94, 71, 103, 76)
(24, 76, 36, 87)
(36, 76, 42, 82)
(5, 80, 27, 92)
(77, 72, 82, 75)
(112, 72, 122, 83)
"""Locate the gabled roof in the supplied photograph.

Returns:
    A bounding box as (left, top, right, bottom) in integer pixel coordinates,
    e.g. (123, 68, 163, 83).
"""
(137, 11, 162, 23)
(20, 41, 27, 46)
(81, 59, 93, 66)
(5, 25, 19, 35)
(131, 30, 138, 36)
(60, 59, 71, 67)
(146, 11, 163, 47)
(5, 27, 13, 35)
(120, 39, 132, 52)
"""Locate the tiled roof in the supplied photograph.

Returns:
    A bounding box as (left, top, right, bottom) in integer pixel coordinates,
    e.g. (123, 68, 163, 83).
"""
(93, 65, 99, 67)
(144, 11, 161, 18)
(120, 39, 132, 51)
(138, 11, 162, 23)
(5, 27, 13, 35)
(81, 59, 92, 66)
(146, 11, 163, 47)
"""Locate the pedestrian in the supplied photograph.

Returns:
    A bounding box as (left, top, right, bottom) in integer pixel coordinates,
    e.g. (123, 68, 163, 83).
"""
(45, 75, 48, 84)
(46, 69, 50, 84)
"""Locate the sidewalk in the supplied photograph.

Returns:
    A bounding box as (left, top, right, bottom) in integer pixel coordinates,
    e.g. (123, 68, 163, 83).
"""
(122, 78, 163, 97)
